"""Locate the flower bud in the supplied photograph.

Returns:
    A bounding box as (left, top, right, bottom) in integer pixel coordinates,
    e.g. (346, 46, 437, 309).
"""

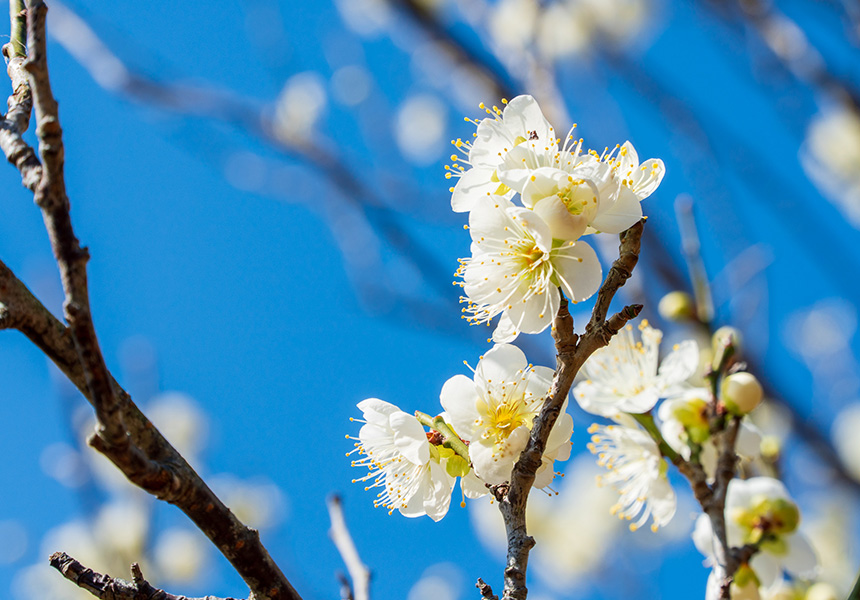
(712, 325, 742, 356)
(658, 291, 695, 322)
(722, 372, 763, 415)
(806, 582, 839, 600)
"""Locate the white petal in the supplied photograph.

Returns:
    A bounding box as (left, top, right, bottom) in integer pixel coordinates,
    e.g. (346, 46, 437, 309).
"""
(389, 411, 431, 465)
(631, 158, 665, 198)
(656, 340, 700, 393)
(781, 533, 818, 578)
(503, 95, 554, 145)
(546, 412, 573, 459)
(504, 284, 559, 335)
(749, 553, 780, 589)
(422, 461, 454, 521)
(476, 344, 529, 389)
(533, 195, 588, 241)
(520, 166, 567, 207)
(647, 475, 677, 526)
(619, 387, 660, 414)
(589, 185, 643, 234)
(357, 398, 400, 425)
(551, 241, 602, 302)
(451, 167, 506, 213)
(439, 374, 480, 440)
(692, 513, 716, 559)
(509, 206, 552, 252)
(492, 312, 519, 343)
(461, 470, 490, 499)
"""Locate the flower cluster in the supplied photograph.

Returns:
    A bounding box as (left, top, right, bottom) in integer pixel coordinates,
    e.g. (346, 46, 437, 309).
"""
(348, 345, 572, 520)
(448, 95, 664, 342)
(573, 317, 819, 595)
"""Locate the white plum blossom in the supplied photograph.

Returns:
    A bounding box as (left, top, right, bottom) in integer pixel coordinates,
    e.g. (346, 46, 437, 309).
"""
(349, 398, 454, 521)
(587, 416, 676, 531)
(573, 320, 698, 417)
(457, 196, 602, 342)
(440, 344, 572, 488)
(693, 477, 818, 592)
(515, 140, 663, 239)
(448, 95, 558, 213)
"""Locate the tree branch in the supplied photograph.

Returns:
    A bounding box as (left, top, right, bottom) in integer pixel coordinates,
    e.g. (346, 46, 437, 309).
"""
(49, 551, 240, 600)
(493, 220, 645, 600)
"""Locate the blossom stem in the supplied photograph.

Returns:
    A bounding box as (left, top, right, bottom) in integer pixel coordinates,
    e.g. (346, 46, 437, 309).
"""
(630, 413, 681, 463)
(414, 411, 470, 462)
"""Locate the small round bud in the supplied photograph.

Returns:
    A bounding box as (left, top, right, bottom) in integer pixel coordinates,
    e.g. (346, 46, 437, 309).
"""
(658, 291, 695, 322)
(712, 325, 743, 356)
(722, 372, 763, 415)
(806, 582, 839, 600)
(760, 435, 781, 460)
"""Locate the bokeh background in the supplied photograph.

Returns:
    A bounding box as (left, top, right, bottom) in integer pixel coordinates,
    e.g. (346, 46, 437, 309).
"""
(0, 0, 859, 599)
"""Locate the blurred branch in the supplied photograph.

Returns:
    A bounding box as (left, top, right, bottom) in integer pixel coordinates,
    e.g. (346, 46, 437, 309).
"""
(394, 0, 515, 100)
(492, 221, 644, 599)
(327, 495, 370, 600)
(675, 194, 714, 325)
(50, 552, 241, 600)
(727, 0, 860, 112)
(45, 0, 457, 312)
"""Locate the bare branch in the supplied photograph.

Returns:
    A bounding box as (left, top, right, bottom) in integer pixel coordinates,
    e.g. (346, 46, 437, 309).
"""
(49, 551, 240, 600)
(494, 220, 645, 600)
(0, 0, 40, 189)
(327, 495, 370, 600)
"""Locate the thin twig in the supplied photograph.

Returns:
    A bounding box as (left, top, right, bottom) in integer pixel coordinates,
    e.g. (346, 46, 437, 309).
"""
(476, 578, 499, 600)
(327, 495, 371, 600)
(49, 551, 241, 600)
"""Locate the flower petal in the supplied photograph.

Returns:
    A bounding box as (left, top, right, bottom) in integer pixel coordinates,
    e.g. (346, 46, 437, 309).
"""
(551, 240, 602, 302)
(439, 374, 480, 440)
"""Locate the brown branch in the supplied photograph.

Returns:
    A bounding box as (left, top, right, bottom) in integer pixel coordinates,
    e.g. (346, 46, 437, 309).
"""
(49, 551, 240, 600)
(492, 220, 645, 600)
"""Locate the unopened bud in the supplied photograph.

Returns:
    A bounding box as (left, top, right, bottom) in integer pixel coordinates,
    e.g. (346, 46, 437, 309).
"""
(760, 435, 781, 460)
(731, 564, 760, 598)
(712, 325, 742, 356)
(658, 291, 695, 322)
(722, 372, 763, 415)
(806, 582, 839, 600)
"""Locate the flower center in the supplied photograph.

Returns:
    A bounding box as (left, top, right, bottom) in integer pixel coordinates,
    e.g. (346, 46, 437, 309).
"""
(556, 178, 594, 216)
(486, 393, 531, 439)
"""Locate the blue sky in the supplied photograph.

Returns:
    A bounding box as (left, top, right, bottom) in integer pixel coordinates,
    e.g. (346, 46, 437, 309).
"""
(0, 1, 859, 599)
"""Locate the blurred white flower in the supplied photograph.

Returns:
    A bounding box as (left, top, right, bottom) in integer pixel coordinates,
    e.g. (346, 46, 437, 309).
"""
(802, 107, 860, 228)
(587, 417, 676, 531)
(153, 528, 209, 583)
(147, 392, 208, 462)
(693, 477, 818, 592)
(574, 321, 698, 417)
(350, 398, 454, 521)
(457, 196, 602, 342)
(211, 475, 287, 530)
(330, 65, 372, 106)
(273, 72, 327, 142)
(488, 0, 538, 53)
(440, 344, 571, 488)
(395, 94, 448, 165)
